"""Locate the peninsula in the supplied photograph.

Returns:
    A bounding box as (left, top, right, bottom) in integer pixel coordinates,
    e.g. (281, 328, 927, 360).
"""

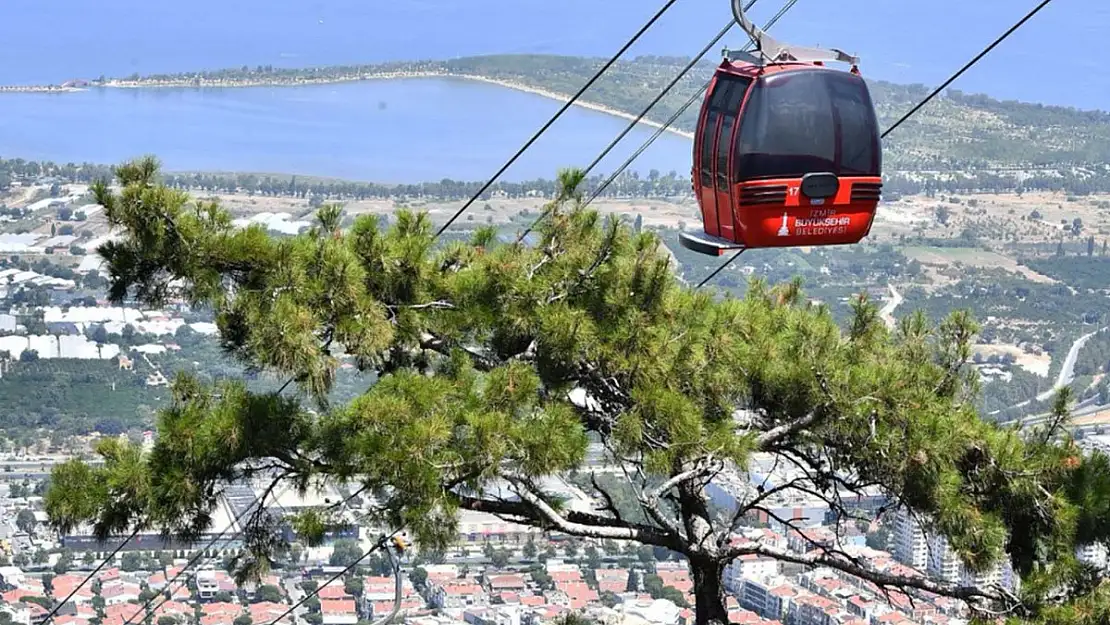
(0, 56, 703, 140)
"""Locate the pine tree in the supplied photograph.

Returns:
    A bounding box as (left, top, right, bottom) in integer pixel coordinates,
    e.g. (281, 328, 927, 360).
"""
(43, 158, 1110, 625)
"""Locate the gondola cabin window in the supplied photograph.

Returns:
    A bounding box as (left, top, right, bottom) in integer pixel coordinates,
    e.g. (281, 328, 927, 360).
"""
(715, 76, 751, 188)
(699, 75, 748, 188)
(828, 73, 882, 176)
(733, 69, 880, 181)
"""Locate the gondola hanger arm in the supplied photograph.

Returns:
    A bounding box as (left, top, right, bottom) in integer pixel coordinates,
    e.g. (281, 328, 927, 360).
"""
(730, 0, 859, 66)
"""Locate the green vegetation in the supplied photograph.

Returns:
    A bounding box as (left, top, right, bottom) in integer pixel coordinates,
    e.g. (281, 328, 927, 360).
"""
(44, 158, 1110, 625)
(0, 359, 168, 438)
(0, 324, 376, 445)
(1021, 257, 1110, 290)
(0, 155, 690, 204)
(1074, 331, 1110, 378)
(901, 272, 1105, 326)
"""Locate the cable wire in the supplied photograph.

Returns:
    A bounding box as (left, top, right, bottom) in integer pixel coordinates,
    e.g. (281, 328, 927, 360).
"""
(695, 249, 745, 287)
(434, 0, 683, 238)
(42, 527, 141, 625)
(882, 0, 1054, 139)
(119, 493, 270, 625)
(697, 0, 1055, 288)
(514, 3, 758, 244)
(588, 82, 708, 207)
(582, 0, 799, 209)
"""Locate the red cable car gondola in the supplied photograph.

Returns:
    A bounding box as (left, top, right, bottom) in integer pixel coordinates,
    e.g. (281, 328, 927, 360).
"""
(681, 0, 883, 256)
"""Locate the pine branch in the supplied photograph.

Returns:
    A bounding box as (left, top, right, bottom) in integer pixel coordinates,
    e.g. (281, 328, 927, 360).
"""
(387, 301, 456, 311)
(453, 487, 683, 550)
(418, 332, 500, 372)
(589, 473, 625, 525)
(755, 369, 835, 450)
(754, 411, 821, 450)
(638, 464, 707, 540)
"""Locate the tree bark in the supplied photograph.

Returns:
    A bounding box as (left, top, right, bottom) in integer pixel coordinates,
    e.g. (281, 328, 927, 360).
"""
(689, 557, 730, 625)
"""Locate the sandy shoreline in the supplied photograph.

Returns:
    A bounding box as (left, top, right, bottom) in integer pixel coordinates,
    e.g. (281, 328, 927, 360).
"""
(0, 71, 695, 141)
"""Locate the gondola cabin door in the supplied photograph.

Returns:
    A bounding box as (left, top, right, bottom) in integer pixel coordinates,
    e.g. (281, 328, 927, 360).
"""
(693, 70, 752, 244)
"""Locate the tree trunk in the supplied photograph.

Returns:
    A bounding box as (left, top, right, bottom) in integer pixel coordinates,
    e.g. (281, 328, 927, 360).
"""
(690, 557, 729, 625)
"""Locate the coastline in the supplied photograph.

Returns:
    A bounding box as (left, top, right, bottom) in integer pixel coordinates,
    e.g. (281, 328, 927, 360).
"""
(0, 71, 695, 141)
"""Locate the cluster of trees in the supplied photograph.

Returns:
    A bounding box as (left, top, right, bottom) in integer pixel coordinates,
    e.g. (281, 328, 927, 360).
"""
(979, 367, 1058, 418)
(899, 269, 1107, 413)
(884, 170, 1110, 200)
(1, 156, 693, 204)
(43, 159, 1110, 625)
(0, 358, 167, 440)
(902, 271, 1106, 326)
(120, 550, 175, 572)
(8, 481, 46, 499)
(1074, 331, 1110, 378)
(1022, 256, 1110, 291)
(0, 255, 90, 285)
(665, 233, 923, 294)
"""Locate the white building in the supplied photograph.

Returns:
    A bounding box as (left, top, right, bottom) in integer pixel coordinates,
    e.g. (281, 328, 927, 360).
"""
(926, 534, 961, 583)
(1077, 543, 1109, 570)
(902, 509, 1017, 591)
(196, 570, 220, 600)
(892, 507, 927, 571)
(724, 554, 780, 592)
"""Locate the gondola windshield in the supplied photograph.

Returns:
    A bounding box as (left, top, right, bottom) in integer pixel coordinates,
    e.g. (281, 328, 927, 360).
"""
(733, 70, 880, 181)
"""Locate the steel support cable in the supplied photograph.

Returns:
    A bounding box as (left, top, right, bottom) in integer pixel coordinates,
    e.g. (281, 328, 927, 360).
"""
(514, 1, 759, 243)
(118, 492, 271, 625)
(262, 530, 404, 625)
(697, 0, 1057, 289)
(136, 483, 373, 625)
(582, 0, 799, 211)
(41, 527, 142, 625)
(881, 0, 1054, 139)
(434, 0, 683, 238)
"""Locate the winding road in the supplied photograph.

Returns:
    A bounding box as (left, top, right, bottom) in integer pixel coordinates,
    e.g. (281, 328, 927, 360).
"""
(879, 284, 903, 329)
(994, 327, 1108, 425)
(1034, 328, 1102, 402)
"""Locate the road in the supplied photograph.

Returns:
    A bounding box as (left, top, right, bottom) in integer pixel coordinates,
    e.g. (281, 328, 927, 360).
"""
(995, 327, 1109, 427)
(879, 284, 903, 329)
(1008, 397, 1105, 428)
(1034, 328, 1102, 402)
(283, 577, 308, 618)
